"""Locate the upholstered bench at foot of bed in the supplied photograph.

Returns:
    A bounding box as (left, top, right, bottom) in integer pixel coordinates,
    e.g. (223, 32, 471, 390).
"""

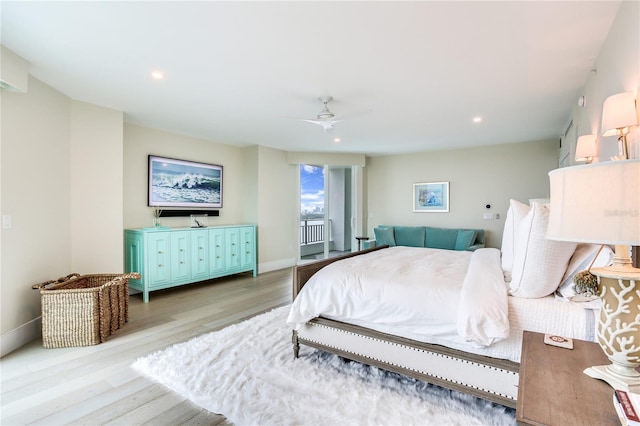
(292, 317, 519, 408)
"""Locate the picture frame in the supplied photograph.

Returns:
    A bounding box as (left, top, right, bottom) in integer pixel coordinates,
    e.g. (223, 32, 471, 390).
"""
(148, 155, 223, 208)
(413, 182, 449, 212)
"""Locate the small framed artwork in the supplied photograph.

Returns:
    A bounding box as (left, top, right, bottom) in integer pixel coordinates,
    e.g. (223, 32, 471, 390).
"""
(413, 182, 449, 212)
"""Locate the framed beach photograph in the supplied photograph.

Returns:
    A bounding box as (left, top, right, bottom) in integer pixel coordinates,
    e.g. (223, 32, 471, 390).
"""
(148, 155, 223, 209)
(413, 182, 449, 212)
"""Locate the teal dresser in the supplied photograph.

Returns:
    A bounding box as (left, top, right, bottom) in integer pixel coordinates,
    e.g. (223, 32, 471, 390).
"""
(125, 225, 257, 302)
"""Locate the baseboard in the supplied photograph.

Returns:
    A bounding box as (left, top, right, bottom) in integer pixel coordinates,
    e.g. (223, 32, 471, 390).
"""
(259, 258, 296, 274)
(1, 316, 41, 357)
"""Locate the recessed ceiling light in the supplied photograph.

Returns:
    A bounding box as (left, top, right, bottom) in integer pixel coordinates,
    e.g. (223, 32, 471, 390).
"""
(333, 138, 341, 143)
(473, 116, 482, 123)
(151, 71, 165, 80)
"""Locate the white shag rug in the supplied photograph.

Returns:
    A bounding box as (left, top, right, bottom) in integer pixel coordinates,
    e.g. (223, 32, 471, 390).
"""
(132, 306, 516, 425)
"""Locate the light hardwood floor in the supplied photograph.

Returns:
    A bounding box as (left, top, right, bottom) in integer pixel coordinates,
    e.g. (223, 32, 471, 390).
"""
(1, 268, 292, 426)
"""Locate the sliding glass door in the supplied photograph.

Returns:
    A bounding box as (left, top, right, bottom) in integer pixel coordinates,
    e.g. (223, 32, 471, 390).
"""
(299, 164, 353, 262)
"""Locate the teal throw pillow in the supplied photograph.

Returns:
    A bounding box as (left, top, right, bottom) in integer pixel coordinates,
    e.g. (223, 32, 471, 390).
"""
(374, 227, 396, 247)
(455, 229, 477, 251)
(393, 226, 426, 247)
(425, 227, 458, 250)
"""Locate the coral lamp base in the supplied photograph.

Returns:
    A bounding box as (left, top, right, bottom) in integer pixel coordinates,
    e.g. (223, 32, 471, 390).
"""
(584, 365, 640, 393)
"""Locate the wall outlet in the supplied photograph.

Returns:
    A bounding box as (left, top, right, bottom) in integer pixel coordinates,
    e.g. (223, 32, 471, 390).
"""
(483, 213, 495, 220)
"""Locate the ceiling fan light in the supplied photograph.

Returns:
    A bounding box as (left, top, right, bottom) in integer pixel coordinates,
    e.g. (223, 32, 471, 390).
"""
(317, 96, 335, 119)
(317, 106, 334, 119)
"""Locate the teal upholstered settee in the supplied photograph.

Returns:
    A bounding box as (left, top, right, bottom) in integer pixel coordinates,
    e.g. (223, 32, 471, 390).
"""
(363, 225, 485, 251)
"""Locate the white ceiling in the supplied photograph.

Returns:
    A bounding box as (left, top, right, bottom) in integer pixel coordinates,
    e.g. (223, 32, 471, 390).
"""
(1, 1, 621, 155)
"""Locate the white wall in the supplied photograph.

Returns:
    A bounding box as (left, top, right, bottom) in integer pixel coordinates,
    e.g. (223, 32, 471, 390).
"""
(242, 145, 259, 226)
(365, 139, 559, 248)
(570, 0, 639, 162)
(1, 77, 71, 352)
(70, 101, 124, 272)
(1, 76, 124, 356)
(123, 123, 248, 229)
(254, 145, 298, 272)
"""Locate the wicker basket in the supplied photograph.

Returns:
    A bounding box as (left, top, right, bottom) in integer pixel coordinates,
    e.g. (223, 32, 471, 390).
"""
(32, 272, 140, 349)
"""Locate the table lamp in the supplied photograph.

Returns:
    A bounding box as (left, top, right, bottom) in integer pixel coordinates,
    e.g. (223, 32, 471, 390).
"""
(547, 159, 640, 392)
(575, 134, 597, 164)
(601, 92, 638, 160)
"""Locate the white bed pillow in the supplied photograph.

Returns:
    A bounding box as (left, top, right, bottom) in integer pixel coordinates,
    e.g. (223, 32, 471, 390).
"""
(501, 199, 531, 282)
(556, 244, 614, 306)
(509, 202, 577, 298)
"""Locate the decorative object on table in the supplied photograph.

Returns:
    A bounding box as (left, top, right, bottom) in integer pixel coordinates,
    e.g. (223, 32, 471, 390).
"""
(32, 272, 140, 348)
(543, 334, 574, 350)
(132, 306, 515, 426)
(600, 92, 638, 160)
(152, 207, 162, 227)
(572, 244, 604, 298)
(548, 159, 640, 392)
(190, 214, 208, 228)
(412, 181, 449, 212)
(575, 134, 597, 164)
(572, 269, 599, 297)
(148, 155, 223, 209)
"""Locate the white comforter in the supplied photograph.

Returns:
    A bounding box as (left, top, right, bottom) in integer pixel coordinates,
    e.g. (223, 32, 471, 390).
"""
(287, 246, 509, 347)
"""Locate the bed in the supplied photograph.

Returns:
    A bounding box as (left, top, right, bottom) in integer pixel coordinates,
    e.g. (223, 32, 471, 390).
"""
(287, 201, 612, 408)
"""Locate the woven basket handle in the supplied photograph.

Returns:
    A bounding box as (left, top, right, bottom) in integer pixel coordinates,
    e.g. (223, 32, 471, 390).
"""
(120, 272, 141, 280)
(103, 272, 141, 288)
(31, 273, 81, 290)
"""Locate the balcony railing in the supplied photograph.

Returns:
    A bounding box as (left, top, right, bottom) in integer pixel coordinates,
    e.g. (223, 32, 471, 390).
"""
(300, 220, 329, 245)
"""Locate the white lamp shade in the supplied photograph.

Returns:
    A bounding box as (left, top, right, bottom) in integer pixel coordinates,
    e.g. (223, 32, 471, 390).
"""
(547, 159, 640, 245)
(575, 134, 597, 162)
(601, 92, 638, 137)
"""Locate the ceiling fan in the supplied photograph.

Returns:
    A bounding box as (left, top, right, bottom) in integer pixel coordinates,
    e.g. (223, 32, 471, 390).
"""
(299, 96, 341, 133)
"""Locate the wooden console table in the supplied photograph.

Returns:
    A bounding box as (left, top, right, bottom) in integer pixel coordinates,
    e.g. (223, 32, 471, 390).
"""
(516, 330, 620, 425)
